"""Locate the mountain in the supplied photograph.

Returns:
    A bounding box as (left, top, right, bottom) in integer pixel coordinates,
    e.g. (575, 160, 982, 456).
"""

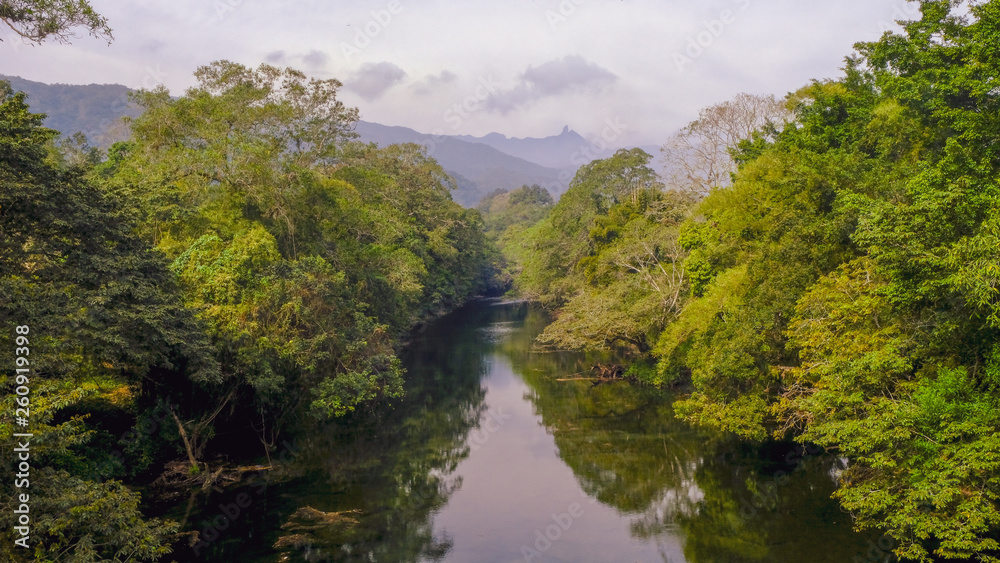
(457, 126, 660, 169)
(353, 121, 572, 206)
(0, 74, 139, 146)
(455, 126, 594, 170)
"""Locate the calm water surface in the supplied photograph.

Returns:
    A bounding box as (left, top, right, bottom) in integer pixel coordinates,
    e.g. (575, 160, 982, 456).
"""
(183, 301, 882, 562)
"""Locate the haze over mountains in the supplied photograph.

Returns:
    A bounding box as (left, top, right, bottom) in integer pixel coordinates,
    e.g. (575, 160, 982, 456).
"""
(353, 120, 603, 205)
(1, 74, 656, 206)
(1, 74, 138, 147)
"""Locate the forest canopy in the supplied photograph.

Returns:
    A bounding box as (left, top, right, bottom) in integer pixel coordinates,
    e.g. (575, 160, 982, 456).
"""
(0, 61, 500, 561)
(493, 2, 1000, 560)
(0, 0, 112, 44)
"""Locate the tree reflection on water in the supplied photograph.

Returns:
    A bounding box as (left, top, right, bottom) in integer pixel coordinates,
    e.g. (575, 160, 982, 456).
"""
(213, 301, 878, 562)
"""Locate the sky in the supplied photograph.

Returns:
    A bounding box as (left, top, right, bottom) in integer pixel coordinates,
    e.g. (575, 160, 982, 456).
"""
(0, 0, 924, 147)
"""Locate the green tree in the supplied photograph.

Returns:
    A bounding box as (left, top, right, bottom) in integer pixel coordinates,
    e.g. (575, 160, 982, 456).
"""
(537, 189, 689, 356)
(653, 2, 1000, 559)
(478, 184, 554, 241)
(102, 62, 499, 463)
(0, 0, 111, 43)
(0, 81, 207, 561)
(513, 148, 664, 307)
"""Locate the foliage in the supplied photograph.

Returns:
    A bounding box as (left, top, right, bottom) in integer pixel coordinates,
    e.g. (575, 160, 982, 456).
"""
(498, 2, 1000, 559)
(1, 59, 501, 559)
(476, 184, 555, 290)
(504, 148, 695, 360)
(10, 0, 1000, 557)
(477, 184, 554, 242)
(501, 304, 874, 562)
(88, 60, 501, 454)
(0, 0, 111, 44)
(658, 2, 1000, 559)
(0, 81, 195, 560)
(782, 258, 1000, 561)
(537, 190, 689, 355)
(510, 148, 669, 308)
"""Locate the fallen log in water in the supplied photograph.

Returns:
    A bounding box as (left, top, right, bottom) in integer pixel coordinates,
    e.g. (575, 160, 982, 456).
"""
(553, 364, 631, 384)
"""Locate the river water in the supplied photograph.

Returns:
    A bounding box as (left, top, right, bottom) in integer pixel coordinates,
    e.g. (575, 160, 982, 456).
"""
(184, 300, 885, 562)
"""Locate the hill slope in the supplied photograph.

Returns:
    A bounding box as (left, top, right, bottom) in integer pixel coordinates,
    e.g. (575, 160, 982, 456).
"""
(0, 74, 138, 146)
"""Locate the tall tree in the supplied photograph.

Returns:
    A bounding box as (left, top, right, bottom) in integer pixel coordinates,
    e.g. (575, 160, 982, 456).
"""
(660, 93, 790, 197)
(513, 148, 664, 307)
(0, 80, 204, 561)
(104, 62, 499, 459)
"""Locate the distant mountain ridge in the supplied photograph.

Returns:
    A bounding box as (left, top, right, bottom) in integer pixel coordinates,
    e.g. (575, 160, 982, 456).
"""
(455, 126, 591, 169)
(0, 74, 649, 206)
(0, 74, 139, 146)
(353, 120, 574, 205)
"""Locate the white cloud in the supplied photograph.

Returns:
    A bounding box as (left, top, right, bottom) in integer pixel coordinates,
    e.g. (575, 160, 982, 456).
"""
(0, 0, 922, 145)
(411, 69, 458, 96)
(484, 56, 617, 114)
(346, 61, 406, 101)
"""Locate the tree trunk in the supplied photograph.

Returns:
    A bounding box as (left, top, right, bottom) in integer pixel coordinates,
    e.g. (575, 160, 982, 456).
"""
(169, 407, 199, 470)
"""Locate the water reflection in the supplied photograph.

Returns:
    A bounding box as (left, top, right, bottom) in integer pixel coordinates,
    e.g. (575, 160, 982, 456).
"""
(269, 305, 508, 561)
(496, 302, 879, 563)
(191, 301, 878, 562)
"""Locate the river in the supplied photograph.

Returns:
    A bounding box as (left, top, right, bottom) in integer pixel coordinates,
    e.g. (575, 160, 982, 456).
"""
(180, 300, 886, 562)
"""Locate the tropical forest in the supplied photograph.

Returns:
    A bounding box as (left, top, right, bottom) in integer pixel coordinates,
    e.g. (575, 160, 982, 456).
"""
(2, 1, 1000, 562)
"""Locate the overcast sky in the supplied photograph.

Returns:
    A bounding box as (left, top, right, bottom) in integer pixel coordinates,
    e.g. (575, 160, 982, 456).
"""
(0, 0, 922, 147)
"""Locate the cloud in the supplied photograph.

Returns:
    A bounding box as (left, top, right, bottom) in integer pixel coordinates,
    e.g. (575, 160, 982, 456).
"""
(303, 50, 329, 69)
(346, 62, 407, 100)
(486, 55, 617, 114)
(2, 0, 909, 147)
(411, 69, 457, 95)
(264, 50, 286, 64)
(140, 39, 166, 54)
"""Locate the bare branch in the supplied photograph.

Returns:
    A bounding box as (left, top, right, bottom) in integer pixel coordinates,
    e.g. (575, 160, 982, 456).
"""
(660, 93, 791, 198)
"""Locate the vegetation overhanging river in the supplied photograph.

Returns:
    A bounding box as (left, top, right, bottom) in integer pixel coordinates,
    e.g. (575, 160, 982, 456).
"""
(173, 300, 888, 562)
